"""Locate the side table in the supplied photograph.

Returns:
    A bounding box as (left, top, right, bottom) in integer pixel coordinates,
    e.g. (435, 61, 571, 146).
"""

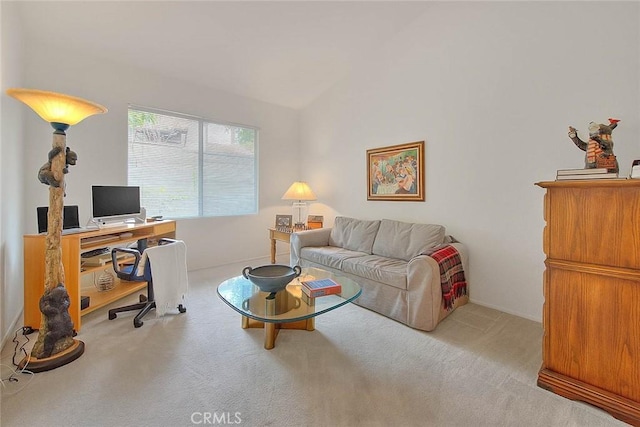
(268, 228, 291, 264)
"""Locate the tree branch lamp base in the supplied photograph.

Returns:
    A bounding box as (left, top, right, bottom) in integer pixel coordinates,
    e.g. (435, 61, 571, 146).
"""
(6, 87, 106, 372)
(18, 339, 85, 373)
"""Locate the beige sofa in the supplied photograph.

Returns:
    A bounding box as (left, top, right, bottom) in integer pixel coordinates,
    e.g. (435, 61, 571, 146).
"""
(290, 217, 469, 331)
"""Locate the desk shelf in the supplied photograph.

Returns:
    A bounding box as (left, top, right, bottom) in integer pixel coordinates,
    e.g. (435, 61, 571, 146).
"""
(81, 279, 147, 316)
(80, 232, 154, 251)
(81, 253, 137, 274)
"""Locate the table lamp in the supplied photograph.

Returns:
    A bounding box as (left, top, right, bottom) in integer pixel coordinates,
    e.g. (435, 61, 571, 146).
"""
(7, 88, 107, 372)
(281, 181, 317, 229)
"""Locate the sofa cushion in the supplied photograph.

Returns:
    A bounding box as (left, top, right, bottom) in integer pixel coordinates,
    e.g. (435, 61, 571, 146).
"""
(329, 217, 381, 254)
(300, 246, 368, 270)
(372, 219, 445, 261)
(342, 254, 408, 290)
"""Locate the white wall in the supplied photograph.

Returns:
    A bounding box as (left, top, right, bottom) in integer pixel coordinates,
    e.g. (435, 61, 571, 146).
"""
(1, 1, 26, 345)
(300, 1, 640, 321)
(20, 41, 300, 273)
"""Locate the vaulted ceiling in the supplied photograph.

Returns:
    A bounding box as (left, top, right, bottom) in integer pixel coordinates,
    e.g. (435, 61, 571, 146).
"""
(17, 1, 431, 109)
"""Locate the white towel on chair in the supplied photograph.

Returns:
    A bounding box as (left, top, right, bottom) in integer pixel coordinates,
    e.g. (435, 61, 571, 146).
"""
(143, 240, 188, 317)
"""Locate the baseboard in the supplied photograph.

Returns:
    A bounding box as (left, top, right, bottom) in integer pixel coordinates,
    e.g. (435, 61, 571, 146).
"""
(465, 298, 542, 324)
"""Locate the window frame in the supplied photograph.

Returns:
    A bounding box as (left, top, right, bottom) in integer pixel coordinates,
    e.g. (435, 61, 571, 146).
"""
(127, 105, 260, 219)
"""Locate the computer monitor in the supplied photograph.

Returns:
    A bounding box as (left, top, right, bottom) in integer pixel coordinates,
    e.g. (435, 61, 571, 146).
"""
(91, 185, 141, 222)
(37, 205, 80, 233)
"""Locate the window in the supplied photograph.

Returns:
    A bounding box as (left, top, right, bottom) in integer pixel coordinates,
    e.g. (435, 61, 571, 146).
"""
(128, 107, 258, 218)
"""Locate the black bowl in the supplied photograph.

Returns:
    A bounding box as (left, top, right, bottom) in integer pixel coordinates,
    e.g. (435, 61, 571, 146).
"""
(242, 264, 302, 293)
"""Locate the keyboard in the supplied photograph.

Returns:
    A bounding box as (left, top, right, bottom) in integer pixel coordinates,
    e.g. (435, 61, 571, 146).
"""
(82, 235, 118, 245)
(62, 227, 86, 235)
(81, 247, 110, 258)
(39, 227, 86, 236)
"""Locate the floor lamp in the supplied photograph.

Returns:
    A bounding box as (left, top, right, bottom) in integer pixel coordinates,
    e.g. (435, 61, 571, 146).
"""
(7, 88, 107, 372)
(281, 181, 317, 229)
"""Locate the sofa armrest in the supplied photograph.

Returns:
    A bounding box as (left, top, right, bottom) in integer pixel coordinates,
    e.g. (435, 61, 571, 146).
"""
(412, 242, 469, 272)
(406, 242, 469, 331)
(290, 228, 332, 266)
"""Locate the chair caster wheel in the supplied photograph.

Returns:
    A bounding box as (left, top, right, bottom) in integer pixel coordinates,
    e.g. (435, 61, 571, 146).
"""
(109, 312, 117, 320)
(178, 304, 186, 313)
(134, 319, 143, 328)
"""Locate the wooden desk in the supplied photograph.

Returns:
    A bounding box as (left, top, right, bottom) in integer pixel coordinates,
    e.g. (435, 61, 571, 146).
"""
(24, 220, 176, 331)
(268, 228, 291, 264)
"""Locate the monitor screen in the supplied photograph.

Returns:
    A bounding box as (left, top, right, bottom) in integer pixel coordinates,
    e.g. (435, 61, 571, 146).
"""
(37, 205, 80, 233)
(91, 186, 141, 220)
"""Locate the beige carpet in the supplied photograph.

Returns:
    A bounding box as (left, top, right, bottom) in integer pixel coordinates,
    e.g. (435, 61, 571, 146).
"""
(1, 258, 626, 427)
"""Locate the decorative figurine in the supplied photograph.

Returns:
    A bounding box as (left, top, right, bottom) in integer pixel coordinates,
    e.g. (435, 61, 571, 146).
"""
(38, 146, 78, 187)
(38, 283, 75, 358)
(567, 118, 620, 173)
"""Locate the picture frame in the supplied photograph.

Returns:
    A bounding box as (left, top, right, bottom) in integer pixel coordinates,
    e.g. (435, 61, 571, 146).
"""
(275, 214, 293, 228)
(367, 141, 425, 201)
(631, 159, 640, 179)
(307, 215, 324, 229)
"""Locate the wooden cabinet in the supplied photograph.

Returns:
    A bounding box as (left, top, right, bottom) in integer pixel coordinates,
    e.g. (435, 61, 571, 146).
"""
(24, 220, 176, 332)
(536, 180, 640, 425)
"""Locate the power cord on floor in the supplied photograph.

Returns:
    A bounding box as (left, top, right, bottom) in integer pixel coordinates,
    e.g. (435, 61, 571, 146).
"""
(0, 327, 35, 394)
(13, 327, 31, 365)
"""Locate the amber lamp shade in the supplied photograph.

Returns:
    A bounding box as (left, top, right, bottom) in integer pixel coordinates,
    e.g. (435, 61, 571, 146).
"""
(6, 88, 107, 130)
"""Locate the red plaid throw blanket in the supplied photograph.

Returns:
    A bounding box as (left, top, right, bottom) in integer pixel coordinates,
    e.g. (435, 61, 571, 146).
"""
(422, 244, 467, 310)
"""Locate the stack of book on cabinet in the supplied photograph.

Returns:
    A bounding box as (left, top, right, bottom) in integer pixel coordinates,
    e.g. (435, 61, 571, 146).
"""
(556, 168, 619, 180)
(300, 278, 341, 303)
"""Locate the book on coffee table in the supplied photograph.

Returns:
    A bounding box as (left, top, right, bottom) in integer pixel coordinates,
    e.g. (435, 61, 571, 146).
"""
(300, 278, 342, 298)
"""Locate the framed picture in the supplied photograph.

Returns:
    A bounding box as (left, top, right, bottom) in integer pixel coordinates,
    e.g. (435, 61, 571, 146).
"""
(275, 214, 293, 228)
(367, 141, 425, 201)
(631, 159, 640, 179)
(307, 215, 324, 229)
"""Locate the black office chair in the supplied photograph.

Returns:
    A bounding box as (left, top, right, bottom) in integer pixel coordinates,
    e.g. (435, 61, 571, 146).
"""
(108, 238, 186, 327)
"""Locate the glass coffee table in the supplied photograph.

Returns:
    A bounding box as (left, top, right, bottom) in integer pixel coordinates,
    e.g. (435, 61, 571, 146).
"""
(217, 267, 361, 349)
